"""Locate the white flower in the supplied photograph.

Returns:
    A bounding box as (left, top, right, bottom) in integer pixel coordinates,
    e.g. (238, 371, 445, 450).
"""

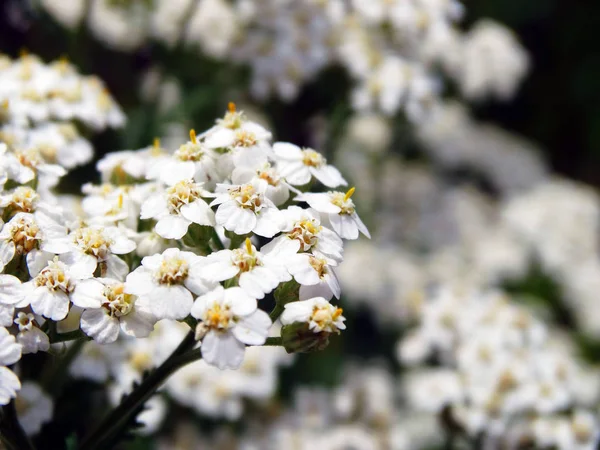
(141, 178, 215, 240)
(191, 286, 271, 370)
(281, 297, 346, 333)
(204, 111, 272, 169)
(0, 326, 22, 405)
(20, 254, 95, 320)
(211, 179, 283, 237)
(273, 142, 347, 188)
(198, 238, 292, 299)
(295, 187, 370, 239)
(286, 253, 341, 300)
(15, 382, 53, 436)
(262, 206, 344, 262)
(125, 248, 217, 320)
(0, 211, 66, 274)
(147, 130, 219, 187)
(231, 162, 290, 206)
(14, 312, 49, 354)
(72, 278, 156, 343)
(44, 225, 136, 280)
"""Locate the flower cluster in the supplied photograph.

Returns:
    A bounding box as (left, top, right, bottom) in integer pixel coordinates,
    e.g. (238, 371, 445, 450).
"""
(0, 99, 364, 434)
(38, 0, 528, 117)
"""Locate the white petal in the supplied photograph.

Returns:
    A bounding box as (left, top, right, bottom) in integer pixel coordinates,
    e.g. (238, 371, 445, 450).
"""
(61, 252, 97, 279)
(0, 304, 14, 327)
(352, 212, 371, 239)
(232, 310, 271, 345)
(180, 200, 215, 226)
(140, 195, 169, 220)
(253, 208, 283, 238)
(0, 275, 24, 305)
(0, 367, 20, 406)
(225, 287, 257, 316)
(17, 328, 50, 354)
(142, 285, 193, 320)
(329, 213, 359, 240)
(311, 165, 347, 188)
(204, 129, 235, 149)
(0, 240, 15, 267)
(216, 202, 257, 235)
(0, 327, 22, 365)
(30, 288, 70, 321)
(80, 309, 120, 344)
(201, 331, 246, 370)
(71, 279, 105, 308)
(299, 281, 334, 301)
(106, 255, 129, 281)
(273, 142, 303, 160)
(197, 252, 239, 281)
(125, 268, 154, 295)
(280, 300, 314, 325)
(155, 215, 191, 240)
(120, 308, 156, 338)
(191, 286, 224, 319)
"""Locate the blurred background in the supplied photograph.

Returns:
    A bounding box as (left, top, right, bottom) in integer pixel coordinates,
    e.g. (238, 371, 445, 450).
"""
(2, 0, 600, 449)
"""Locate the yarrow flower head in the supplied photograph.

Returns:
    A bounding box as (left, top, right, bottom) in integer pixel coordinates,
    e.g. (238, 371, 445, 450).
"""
(125, 248, 217, 320)
(141, 178, 215, 240)
(191, 285, 271, 370)
(281, 297, 346, 333)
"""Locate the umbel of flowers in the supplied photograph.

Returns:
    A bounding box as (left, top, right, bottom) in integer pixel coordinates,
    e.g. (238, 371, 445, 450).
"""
(0, 94, 366, 448)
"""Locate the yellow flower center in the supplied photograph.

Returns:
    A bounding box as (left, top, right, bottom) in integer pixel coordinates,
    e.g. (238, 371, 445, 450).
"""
(156, 257, 189, 285)
(10, 217, 41, 254)
(330, 187, 356, 215)
(230, 184, 263, 211)
(203, 303, 234, 330)
(288, 219, 322, 249)
(73, 227, 113, 258)
(34, 258, 73, 293)
(102, 283, 135, 317)
(302, 149, 326, 168)
(6, 187, 38, 214)
(167, 180, 203, 213)
(231, 239, 261, 273)
(233, 130, 257, 148)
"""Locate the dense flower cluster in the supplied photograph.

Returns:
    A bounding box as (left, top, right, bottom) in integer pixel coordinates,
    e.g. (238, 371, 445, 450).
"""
(38, 0, 528, 117)
(0, 91, 362, 440)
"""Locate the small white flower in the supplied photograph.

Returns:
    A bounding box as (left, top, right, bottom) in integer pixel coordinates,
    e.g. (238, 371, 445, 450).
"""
(281, 297, 346, 333)
(286, 253, 341, 300)
(125, 248, 217, 320)
(295, 187, 370, 240)
(14, 312, 49, 354)
(211, 179, 283, 237)
(72, 278, 156, 343)
(141, 178, 215, 240)
(273, 142, 347, 188)
(0, 211, 66, 274)
(204, 107, 272, 169)
(262, 206, 344, 262)
(198, 238, 292, 299)
(44, 225, 136, 280)
(19, 254, 95, 320)
(15, 382, 53, 436)
(0, 326, 22, 405)
(147, 129, 218, 187)
(232, 162, 290, 206)
(191, 286, 271, 370)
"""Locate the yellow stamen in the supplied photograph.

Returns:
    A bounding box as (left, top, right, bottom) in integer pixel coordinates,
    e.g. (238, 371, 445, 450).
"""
(344, 187, 355, 202)
(245, 237, 252, 254)
(1, 99, 8, 110)
(117, 193, 123, 209)
(189, 129, 197, 144)
(153, 137, 160, 149)
(19, 48, 28, 58)
(228, 102, 236, 113)
(332, 308, 343, 320)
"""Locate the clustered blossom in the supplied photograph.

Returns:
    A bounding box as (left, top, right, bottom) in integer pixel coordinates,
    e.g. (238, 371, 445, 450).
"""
(39, 1, 528, 118)
(0, 97, 363, 433)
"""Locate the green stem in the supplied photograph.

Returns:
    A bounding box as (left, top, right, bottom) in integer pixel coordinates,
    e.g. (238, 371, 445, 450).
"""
(78, 332, 200, 450)
(49, 329, 90, 344)
(263, 337, 282, 346)
(0, 400, 36, 450)
(269, 304, 285, 323)
(211, 228, 225, 250)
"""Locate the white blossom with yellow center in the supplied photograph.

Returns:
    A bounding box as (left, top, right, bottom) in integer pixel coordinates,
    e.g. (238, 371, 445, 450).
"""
(273, 142, 347, 188)
(199, 238, 293, 299)
(14, 312, 49, 354)
(286, 252, 341, 301)
(141, 178, 215, 240)
(204, 104, 273, 169)
(191, 286, 271, 370)
(125, 248, 217, 320)
(71, 278, 156, 343)
(281, 297, 346, 334)
(231, 161, 291, 206)
(0, 211, 66, 274)
(0, 186, 39, 214)
(20, 254, 94, 321)
(211, 178, 283, 237)
(262, 206, 344, 262)
(44, 224, 136, 280)
(295, 187, 371, 239)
